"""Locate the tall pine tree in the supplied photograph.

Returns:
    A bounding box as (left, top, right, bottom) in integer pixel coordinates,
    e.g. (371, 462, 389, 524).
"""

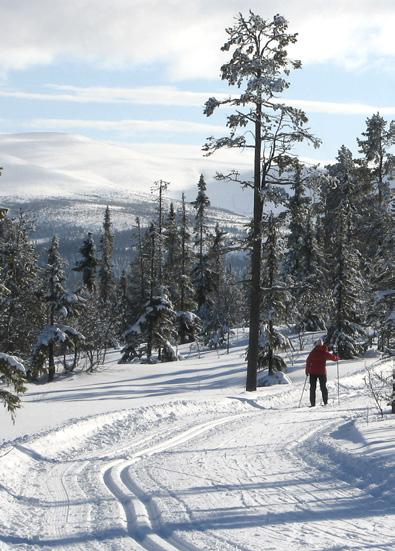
(203, 12, 320, 390)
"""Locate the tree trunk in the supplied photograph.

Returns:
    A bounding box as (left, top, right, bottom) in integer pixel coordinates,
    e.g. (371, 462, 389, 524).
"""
(268, 319, 274, 375)
(48, 342, 55, 382)
(246, 104, 263, 392)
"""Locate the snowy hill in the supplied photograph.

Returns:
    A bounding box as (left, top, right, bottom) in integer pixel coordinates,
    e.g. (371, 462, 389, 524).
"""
(0, 133, 249, 272)
(0, 332, 394, 550)
(0, 132, 250, 231)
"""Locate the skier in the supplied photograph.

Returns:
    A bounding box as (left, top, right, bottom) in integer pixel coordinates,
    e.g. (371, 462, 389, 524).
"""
(305, 339, 340, 407)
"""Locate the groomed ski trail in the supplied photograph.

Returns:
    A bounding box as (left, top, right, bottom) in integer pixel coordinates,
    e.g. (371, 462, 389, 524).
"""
(102, 414, 251, 551)
(0, 359, 394, 551)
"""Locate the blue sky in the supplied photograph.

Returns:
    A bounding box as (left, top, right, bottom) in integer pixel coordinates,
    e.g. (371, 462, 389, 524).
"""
(0, 0, 394, 182)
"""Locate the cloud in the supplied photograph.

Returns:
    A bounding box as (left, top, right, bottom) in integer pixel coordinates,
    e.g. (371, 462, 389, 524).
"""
(2, 84, 394, 116)
(281, 99, 395, 116)
(0, 1, 393, 78)
(28, 117, 224, 134)
(0, 85, 222, 106)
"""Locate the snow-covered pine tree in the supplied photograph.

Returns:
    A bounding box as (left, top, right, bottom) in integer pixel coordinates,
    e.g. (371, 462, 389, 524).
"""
(124, 217, 151, 321)
(0, 269, 25, 416)
(326, 188, 367, 359)
(0, 211, 43, 357)
(0, 353, 26, 418)
(259, 213, 291, 373)
(357, 112, 394, 207)
(176, 193, 199, 343)
(179, 195, 195, 308)
(151, 180, 170, 288)
(203, 12, 320, 391)
(121, 218, 179, 363)
(162, 200, 201, 343)
(356, 115, 394, 354)
(97, 206, 121, 359)
(32, 236, 84, 381)
(204, 223, 230, 348)
(285, 163, 311, 283)
(192, 174, 214, 323)
(121, 293, 178, 363)
(298, 214, 330, 331)
(163, 202, 181, 304)
(72, 232, 111, 370)
(98, 206, 115, 304)
(73, 232, 97, 292)
(369, 226, 394, 354)
(285, 165, 330, 334)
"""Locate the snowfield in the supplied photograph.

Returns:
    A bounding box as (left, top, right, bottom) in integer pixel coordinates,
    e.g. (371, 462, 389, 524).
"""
(0, 332, 394, 550)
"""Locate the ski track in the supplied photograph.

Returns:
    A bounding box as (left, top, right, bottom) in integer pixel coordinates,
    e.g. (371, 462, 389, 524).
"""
(0, 369, 394, 550)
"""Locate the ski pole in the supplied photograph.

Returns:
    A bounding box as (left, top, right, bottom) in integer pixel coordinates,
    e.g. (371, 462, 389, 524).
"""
(336, 359, 340, 405)
(299, 375, 308, 408)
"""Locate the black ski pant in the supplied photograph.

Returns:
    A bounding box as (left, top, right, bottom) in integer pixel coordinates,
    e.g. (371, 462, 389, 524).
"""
(309, 374, 328, 406)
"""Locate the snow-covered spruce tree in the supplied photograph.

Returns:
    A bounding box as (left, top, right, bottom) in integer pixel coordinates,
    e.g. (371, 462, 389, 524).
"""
(285, 163, 311, 282)
(97, 206, 121, 358)
(163, 202, 181, 305)
(73, 232, 97, 292)
(32, 236, 84, 381)
(162, 200, 201, 343)
(0, 271, 26, 416)
(284, 165, 330, 334)
(357, 112, 394, 208)
(0, 211, 44, 357)
(176, 194, 199, 343)
(203, 12, 320, 391)
(259, 213, 291, 373)
(298, 214, 330, 331)
(123, 218, 151, 322)
(121, 221, 178, 363)
(192, 174, 214, 323)
(151, 179, 170, 288)
(121, 294, 178, 363)
(326, 198, 367, 359)
(98, 206, 115, 304)
(357, 115, 394, 353)
(72, 232, 111, 370)
(324, 146, 374, 264)
(0, 353, 26, 419)
(369, 226, 394, 354)
(203, 223, 230, 348)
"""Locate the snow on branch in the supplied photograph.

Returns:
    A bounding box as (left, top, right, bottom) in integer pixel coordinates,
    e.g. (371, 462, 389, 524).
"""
(0, 353, 26, 375)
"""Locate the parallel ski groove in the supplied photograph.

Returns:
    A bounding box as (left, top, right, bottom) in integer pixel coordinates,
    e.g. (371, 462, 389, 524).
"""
(102, 413, 251, 551)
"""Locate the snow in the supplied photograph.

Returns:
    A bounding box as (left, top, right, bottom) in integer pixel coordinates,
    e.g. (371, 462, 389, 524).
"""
(257, 370, 292, 386)
(0, 332, 394, 550)
(0, 353, 25, 374)
(0, 132, 256, 217)
(34, 324, 85, 347)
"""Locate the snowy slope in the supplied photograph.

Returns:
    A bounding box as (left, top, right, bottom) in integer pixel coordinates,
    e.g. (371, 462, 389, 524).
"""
(0, 133, 249, 253)
(0, 132, 253, 213)
(0, 333, 394, 550)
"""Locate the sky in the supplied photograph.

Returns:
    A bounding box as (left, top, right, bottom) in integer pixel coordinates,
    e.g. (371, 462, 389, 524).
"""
(0, 0, 394, 201)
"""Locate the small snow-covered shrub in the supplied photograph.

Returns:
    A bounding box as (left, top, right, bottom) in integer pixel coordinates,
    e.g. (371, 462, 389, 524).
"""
(364, 364, 393, 417)
(257, 351, 287, 373)
(258, 371, 292, 387)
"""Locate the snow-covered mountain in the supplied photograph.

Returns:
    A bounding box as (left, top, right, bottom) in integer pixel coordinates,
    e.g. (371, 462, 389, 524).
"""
(0, 133, 249, 270)
(0, 133, 249, 229)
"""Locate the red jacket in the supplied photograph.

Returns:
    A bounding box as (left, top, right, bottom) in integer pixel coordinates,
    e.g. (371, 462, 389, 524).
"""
(306, 345, 340, 376)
